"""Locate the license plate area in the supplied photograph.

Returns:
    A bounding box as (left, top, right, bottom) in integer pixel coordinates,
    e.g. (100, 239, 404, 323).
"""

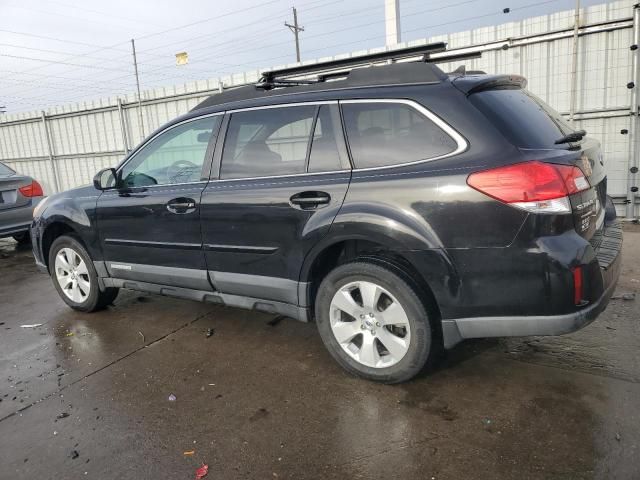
(0, 190, 17, 208)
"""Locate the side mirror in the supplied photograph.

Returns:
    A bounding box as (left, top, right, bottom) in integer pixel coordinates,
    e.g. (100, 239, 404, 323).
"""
(93, 167, 118, 191)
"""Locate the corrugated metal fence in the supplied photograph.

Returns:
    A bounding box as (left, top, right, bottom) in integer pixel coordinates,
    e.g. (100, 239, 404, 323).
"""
(0, 0, 638, 216)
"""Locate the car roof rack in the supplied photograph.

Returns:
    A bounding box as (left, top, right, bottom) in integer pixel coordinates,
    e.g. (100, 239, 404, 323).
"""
(256, 43, 482, 90)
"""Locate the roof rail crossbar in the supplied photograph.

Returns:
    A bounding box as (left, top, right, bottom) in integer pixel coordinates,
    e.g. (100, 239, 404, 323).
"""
(259, 42, 447, 84)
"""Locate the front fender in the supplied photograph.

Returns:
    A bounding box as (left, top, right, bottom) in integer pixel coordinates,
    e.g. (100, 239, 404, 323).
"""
(34, 186, 102, 262)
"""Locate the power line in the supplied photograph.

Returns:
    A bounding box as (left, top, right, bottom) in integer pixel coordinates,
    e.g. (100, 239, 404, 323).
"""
(143, 0, 452, 62)
(187, 0, 481, 67)
(134, 0, 283, 41)
(0, 72, 133, 90)
(0, 29, 131, 53)
(41, 0, 172, 29)
(0, 42, 241, 78)
(0, 42, 130, 63)
(0, 53, 144, 74)
(81, 1, 460, 90)
(2, 0, 567, 112)
(188, 0, 564, 73)
(136, 0, 338, 55)
(89, 0, 480, 87)
(0, 40, 225, 66)
(0, 0, 326, 92)
(2, 2, 159, 35)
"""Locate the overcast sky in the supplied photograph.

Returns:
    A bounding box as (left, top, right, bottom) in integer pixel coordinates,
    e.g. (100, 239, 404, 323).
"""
(0, 0, 606, 113)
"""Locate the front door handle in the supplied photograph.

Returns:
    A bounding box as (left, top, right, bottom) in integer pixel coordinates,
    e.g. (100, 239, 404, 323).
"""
(290, 191, 331, 210)
(166, 197, 197, 214)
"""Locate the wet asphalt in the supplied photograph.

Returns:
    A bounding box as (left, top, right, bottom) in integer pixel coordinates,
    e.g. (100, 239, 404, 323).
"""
(0, 228, 639, 480)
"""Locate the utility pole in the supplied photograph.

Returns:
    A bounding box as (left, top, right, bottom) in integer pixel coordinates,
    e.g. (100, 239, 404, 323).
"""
(384, 0, 401, 46)
(131, 38, 145, 138)
(285, 7, 304, 62)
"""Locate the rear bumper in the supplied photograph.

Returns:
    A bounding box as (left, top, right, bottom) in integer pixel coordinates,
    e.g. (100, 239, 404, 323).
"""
(0, 197, 43, 238)
(442, 221, 622, 349)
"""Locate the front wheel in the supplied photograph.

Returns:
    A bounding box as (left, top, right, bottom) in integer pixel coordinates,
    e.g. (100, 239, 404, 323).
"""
(315, 261, 435, 383)
(49, 235, 119, 312)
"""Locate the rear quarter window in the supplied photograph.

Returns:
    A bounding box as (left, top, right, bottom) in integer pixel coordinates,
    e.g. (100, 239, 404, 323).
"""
(469, 88, 576, 149)
(341, 101, 458, 169)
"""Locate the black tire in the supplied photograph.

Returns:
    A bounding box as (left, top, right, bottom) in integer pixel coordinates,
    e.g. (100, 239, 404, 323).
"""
(12, 232, 31, 245)
(48, 235, 119, 312)
(315, 261, 435, 384)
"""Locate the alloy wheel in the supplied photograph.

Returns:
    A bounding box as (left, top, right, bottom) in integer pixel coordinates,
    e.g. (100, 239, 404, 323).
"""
(329, 280, 411, 368)
(55, 247, 91, 303)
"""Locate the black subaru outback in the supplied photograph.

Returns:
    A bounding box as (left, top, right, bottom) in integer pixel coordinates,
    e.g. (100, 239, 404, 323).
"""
(31, 44, 622, 383)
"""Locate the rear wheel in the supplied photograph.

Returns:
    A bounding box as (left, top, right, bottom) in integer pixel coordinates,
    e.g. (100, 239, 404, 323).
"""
(12, 232, 30, 245)
(315, 261, 434, 383)
(49, 235, 119, 312)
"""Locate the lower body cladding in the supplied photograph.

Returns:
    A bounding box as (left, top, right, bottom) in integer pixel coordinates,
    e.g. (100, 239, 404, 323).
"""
(98, 263, 310, 322)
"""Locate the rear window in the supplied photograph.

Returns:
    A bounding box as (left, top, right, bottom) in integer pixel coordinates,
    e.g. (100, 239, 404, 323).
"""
(469, 88, 576, 149)
(0, 162, 15, 176)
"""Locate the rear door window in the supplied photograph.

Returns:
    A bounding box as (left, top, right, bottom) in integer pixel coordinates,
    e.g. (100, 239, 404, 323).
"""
(469, 88, 576, 148)
(341, 101, 458, 169)
(220, 106, 316, 179)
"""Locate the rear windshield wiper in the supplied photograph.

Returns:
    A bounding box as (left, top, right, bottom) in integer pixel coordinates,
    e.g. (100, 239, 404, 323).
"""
(554, 129, 586, 144)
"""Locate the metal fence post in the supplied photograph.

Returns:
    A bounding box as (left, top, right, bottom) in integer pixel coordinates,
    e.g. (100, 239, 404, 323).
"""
(627, 4, 640, 220)
(569, 0, 581, 121)
(117, 98, 130, 154)
(41, 111, 61, 193)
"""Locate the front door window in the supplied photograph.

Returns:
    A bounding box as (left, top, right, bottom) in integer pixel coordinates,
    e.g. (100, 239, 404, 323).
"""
(121, 116, 220, 187)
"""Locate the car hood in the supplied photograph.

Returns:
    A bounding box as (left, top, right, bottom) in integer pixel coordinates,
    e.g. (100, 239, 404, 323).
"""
(51, 184, 99, 200)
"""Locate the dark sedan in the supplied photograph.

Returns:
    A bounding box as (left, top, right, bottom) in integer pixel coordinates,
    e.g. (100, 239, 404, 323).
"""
(0, 161, 44, 244)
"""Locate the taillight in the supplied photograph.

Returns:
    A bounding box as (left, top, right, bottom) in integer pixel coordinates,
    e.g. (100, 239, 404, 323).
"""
(19, 180, 44, 198)
(467, 161, 589, 214)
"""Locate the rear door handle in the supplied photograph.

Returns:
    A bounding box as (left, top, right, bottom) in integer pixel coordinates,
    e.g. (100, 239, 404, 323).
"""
(290, 191, 331, 210)
(166, 197, 197, 214)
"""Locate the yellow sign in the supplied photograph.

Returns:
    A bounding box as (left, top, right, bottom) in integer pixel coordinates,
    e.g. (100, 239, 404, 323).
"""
(175, 52, 188, 66)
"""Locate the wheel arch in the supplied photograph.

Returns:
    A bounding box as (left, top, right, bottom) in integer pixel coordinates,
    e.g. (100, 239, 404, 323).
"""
(41, 220, 82, 270)
(300, 234, 454, 329)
